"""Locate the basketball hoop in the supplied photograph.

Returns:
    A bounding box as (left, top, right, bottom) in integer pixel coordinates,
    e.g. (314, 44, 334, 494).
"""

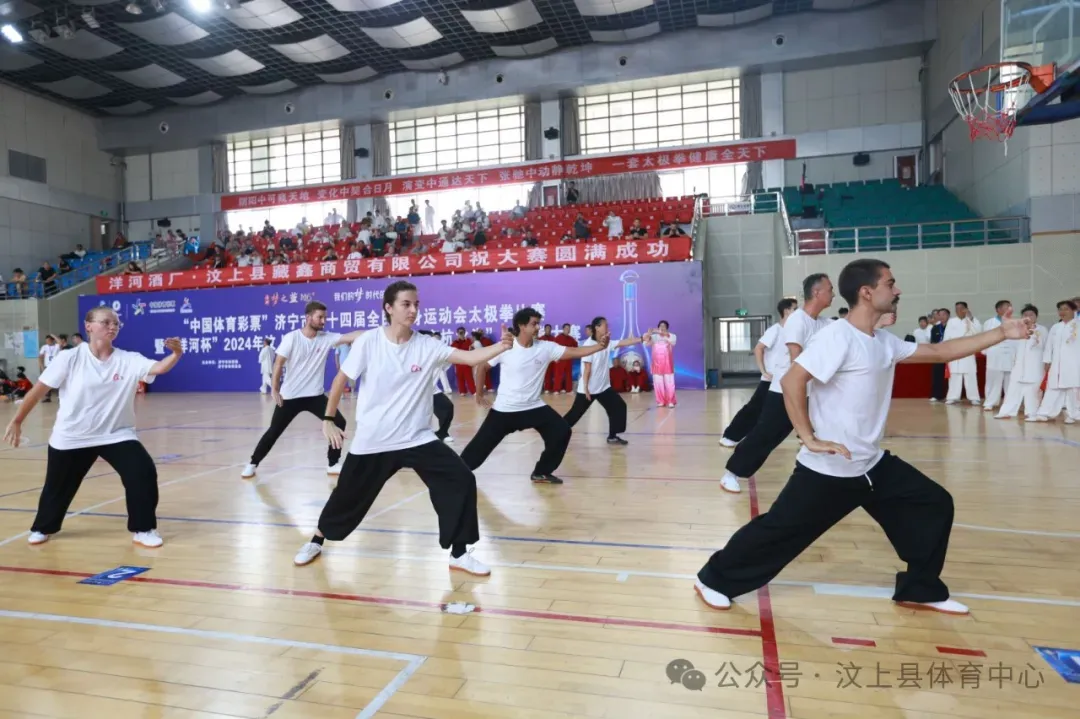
(949, 61, 1053, 154)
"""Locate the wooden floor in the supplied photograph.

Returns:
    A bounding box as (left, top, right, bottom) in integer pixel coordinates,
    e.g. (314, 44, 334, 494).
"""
(0, 388, 1078, 718)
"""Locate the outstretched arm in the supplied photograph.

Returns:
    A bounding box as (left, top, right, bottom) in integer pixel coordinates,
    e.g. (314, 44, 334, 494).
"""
(334, 330, 365, 346)
(902, 319, 1031, 364)
(147, 338, 183, 376)
(449, 327, 513, 367)
(561, 339, 610, 360)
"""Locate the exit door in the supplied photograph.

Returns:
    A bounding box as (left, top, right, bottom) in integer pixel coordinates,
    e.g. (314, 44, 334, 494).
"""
(714, 316, 769, 375)
(895, 154, 917, 188)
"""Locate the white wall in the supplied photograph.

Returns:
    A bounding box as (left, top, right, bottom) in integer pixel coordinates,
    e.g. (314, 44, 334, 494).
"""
(125, 150, 200, 203)
(704, 213, 787, 318)
(781, 236, 1080, 337)
(0, 84, 118, 274)
(783, 57, 922, 135)
(784, 149, 918, 186)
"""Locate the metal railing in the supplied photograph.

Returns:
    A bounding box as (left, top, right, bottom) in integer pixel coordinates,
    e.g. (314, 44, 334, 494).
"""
(701, 192, 796, 252)
(0, 243, 156, 300)
(793, 217, 1031, 255)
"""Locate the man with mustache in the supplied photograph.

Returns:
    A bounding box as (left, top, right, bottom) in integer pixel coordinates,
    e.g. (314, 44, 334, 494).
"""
(694, 258, 1034, 616)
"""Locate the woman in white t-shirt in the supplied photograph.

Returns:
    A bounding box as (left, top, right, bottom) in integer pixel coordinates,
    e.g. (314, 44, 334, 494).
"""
(293, 281, 513, 575)
(562, 316, 645, 446)
(3, 306, 184, 548)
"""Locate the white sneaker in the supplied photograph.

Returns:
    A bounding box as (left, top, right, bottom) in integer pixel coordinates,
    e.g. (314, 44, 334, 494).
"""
(1036, 415, 1050, 422)
(983, 404, 995, 412)
(294, 542, 323, 566)
(719, 471, 742, 494)
(945, 399, 958, 405)
(896, 598, 969, 615)
(240, 463, 257, 479)
(449, 550, 491, 576)
(929, 397, 938, 403)
(442, 436, 455, 444)
(971, 400, 982, 406)
(133, 530, 163, 548)
(327, 461, 344, 476)
(667, 403, 676, 408)
(1024, 415, 1039, 422)
(27, 531, 49, 545)
(718, 437, 738, 448)
(694, 579, 731, 610)
(995, 414, 1014, 420)
(1066, 417, 1076, 425)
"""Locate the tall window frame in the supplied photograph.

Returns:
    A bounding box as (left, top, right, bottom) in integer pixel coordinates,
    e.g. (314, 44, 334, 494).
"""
(227, 128, 342, 192)
(389, 107, 525, 175)
(577, 79, 740, 155)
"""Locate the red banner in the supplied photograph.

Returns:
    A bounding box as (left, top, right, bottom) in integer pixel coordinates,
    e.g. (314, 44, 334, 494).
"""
(95, 237, 692, 295)
(220, 139, 796, 211)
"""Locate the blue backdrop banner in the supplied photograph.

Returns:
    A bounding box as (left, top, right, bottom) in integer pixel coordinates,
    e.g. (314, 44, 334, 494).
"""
(78, 262, 705, 393)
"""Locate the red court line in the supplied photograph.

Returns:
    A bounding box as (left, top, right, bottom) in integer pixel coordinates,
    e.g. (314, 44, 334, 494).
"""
(832, 637, 877, 648)
(937, 646, 986, 657)
(0, 565, 761, 639)
(747, 476, 787, 719)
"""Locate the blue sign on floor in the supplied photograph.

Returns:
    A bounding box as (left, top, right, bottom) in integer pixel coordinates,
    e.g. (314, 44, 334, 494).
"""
(78, 566, 150, 586)
(1035, 647, 1080, 683)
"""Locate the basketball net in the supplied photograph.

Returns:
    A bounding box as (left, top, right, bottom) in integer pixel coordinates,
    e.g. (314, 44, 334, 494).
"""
(949, 62, 1043, 156)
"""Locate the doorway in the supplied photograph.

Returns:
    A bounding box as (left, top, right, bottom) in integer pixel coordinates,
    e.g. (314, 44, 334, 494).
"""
(714, 316, 770, 375)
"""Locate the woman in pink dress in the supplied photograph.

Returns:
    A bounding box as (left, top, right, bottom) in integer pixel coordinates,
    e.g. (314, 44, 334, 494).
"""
(645, 321, 677, 407)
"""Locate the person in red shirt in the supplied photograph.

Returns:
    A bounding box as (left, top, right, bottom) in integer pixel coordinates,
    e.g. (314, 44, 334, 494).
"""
(471, 330, 495, 390)
(552, 323, 578, 393)
(450, 327, 475, 395)
(627, 360, 650, 393)
(538, 323, 557, 392)
(609, 358, 630, 392)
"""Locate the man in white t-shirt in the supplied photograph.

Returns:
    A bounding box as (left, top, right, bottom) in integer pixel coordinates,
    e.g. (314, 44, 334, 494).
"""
(461, 308, 612, 484)
(720, 298, 798, 448)
(912, 316, 932, 345)
(694, 258, 1033, 616)
(718, 274, 834, 494)
(257, 338, 274, 394)
(242, 301, 364, 479)
(38, 335, 59, 403)
(562, 316, 644, 446)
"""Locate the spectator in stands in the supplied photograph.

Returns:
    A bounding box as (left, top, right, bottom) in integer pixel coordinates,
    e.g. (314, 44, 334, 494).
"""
(559, 232, 573, 244)
(604, 211, 624, 239)
(565, 182, 580, 204)
(520, 230, 538, 248)
(512, 201, 527, 218)
(628, 220, 648, 239)
(124, 261, 142, 275)
(38, 261, 57, 294)
(370, 231, 387, 257)
(261, 220, 276, 239)
(661, 223, 687, 238)
(424, 200, 436, 234)
(913, 316, 931, 344)
(57, 257, 72, 274)
(61, 244, 86, 261)
(325, 208, 344, 225)
(574, 213, 590, 241)
(407, 203, 422, 237)
(321, 247, 338, 262)
(113, 233, 130, 250)
(373, 210, 388, 231)
(473, 226, 488, 247)
(296, 217, 311, 234)
(393, 216, 409, 241)
(11, 269, 27, 297)
(627, 360, 650, 393)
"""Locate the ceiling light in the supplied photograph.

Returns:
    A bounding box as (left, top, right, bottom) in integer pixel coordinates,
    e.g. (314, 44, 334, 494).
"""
(190, 0, 212, 12)
(125, 2, 143, 14)
(1, 24, 22, 43)
(81, 10, 100, 28)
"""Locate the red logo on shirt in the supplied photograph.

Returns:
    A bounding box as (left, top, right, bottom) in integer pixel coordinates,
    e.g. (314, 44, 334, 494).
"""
(112, 374, 121, 382)
(410, 364, 422, 372)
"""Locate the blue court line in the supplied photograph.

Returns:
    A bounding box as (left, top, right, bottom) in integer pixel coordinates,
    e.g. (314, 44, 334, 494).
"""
(0, 507, 711, 552)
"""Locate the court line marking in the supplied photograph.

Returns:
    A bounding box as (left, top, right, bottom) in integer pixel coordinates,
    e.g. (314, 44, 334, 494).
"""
(0, 608, 425, 719)
(953, 523, 1080, 539)
(0, 463, 243, 548)
(0, 565, 762, 639)
(746, 475, 786, 719)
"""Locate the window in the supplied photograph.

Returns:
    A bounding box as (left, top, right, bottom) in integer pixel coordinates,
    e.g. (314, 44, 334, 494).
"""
(390, 107, 525, 175)
(578, 79, 740, 155)
(227, 128, 341, 192)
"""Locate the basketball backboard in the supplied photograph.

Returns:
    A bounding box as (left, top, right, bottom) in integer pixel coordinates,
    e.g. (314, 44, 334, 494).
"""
(1003, 0, 1080, 126)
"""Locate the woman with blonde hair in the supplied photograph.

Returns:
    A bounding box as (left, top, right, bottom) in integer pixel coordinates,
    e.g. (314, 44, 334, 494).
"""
(3, 306, 184, 548)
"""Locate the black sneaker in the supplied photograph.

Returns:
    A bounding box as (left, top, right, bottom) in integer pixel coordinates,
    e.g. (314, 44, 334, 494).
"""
(606, 436, 628, 445)
(531, 473, 564, 484)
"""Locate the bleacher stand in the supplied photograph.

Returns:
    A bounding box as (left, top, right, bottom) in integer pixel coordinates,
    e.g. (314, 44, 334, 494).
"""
(3, 242, 153, 299)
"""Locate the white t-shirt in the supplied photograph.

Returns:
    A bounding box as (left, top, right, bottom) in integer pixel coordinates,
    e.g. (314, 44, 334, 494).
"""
(341, 329, 455, 455)
(39, 343, 157, 450)
(577, 339, 613, 395)
(276, 329, 342, 400)
(39, 343, 59, 367)
(258, 345, 274, 373)
(490, 338, 566, 413)
(912, 327, 932, 344)
(758, 323, 784, 379)
(769, 309, 832, 393)
(794, 320, 918, 477)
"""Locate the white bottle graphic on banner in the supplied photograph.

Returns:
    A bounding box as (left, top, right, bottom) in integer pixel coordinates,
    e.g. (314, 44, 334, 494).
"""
(613, 270, 647, 372)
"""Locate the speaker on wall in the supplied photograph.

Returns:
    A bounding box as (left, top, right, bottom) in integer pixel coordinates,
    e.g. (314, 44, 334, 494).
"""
(853, 152, 871, 166)
(354, 148, 370, 158)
